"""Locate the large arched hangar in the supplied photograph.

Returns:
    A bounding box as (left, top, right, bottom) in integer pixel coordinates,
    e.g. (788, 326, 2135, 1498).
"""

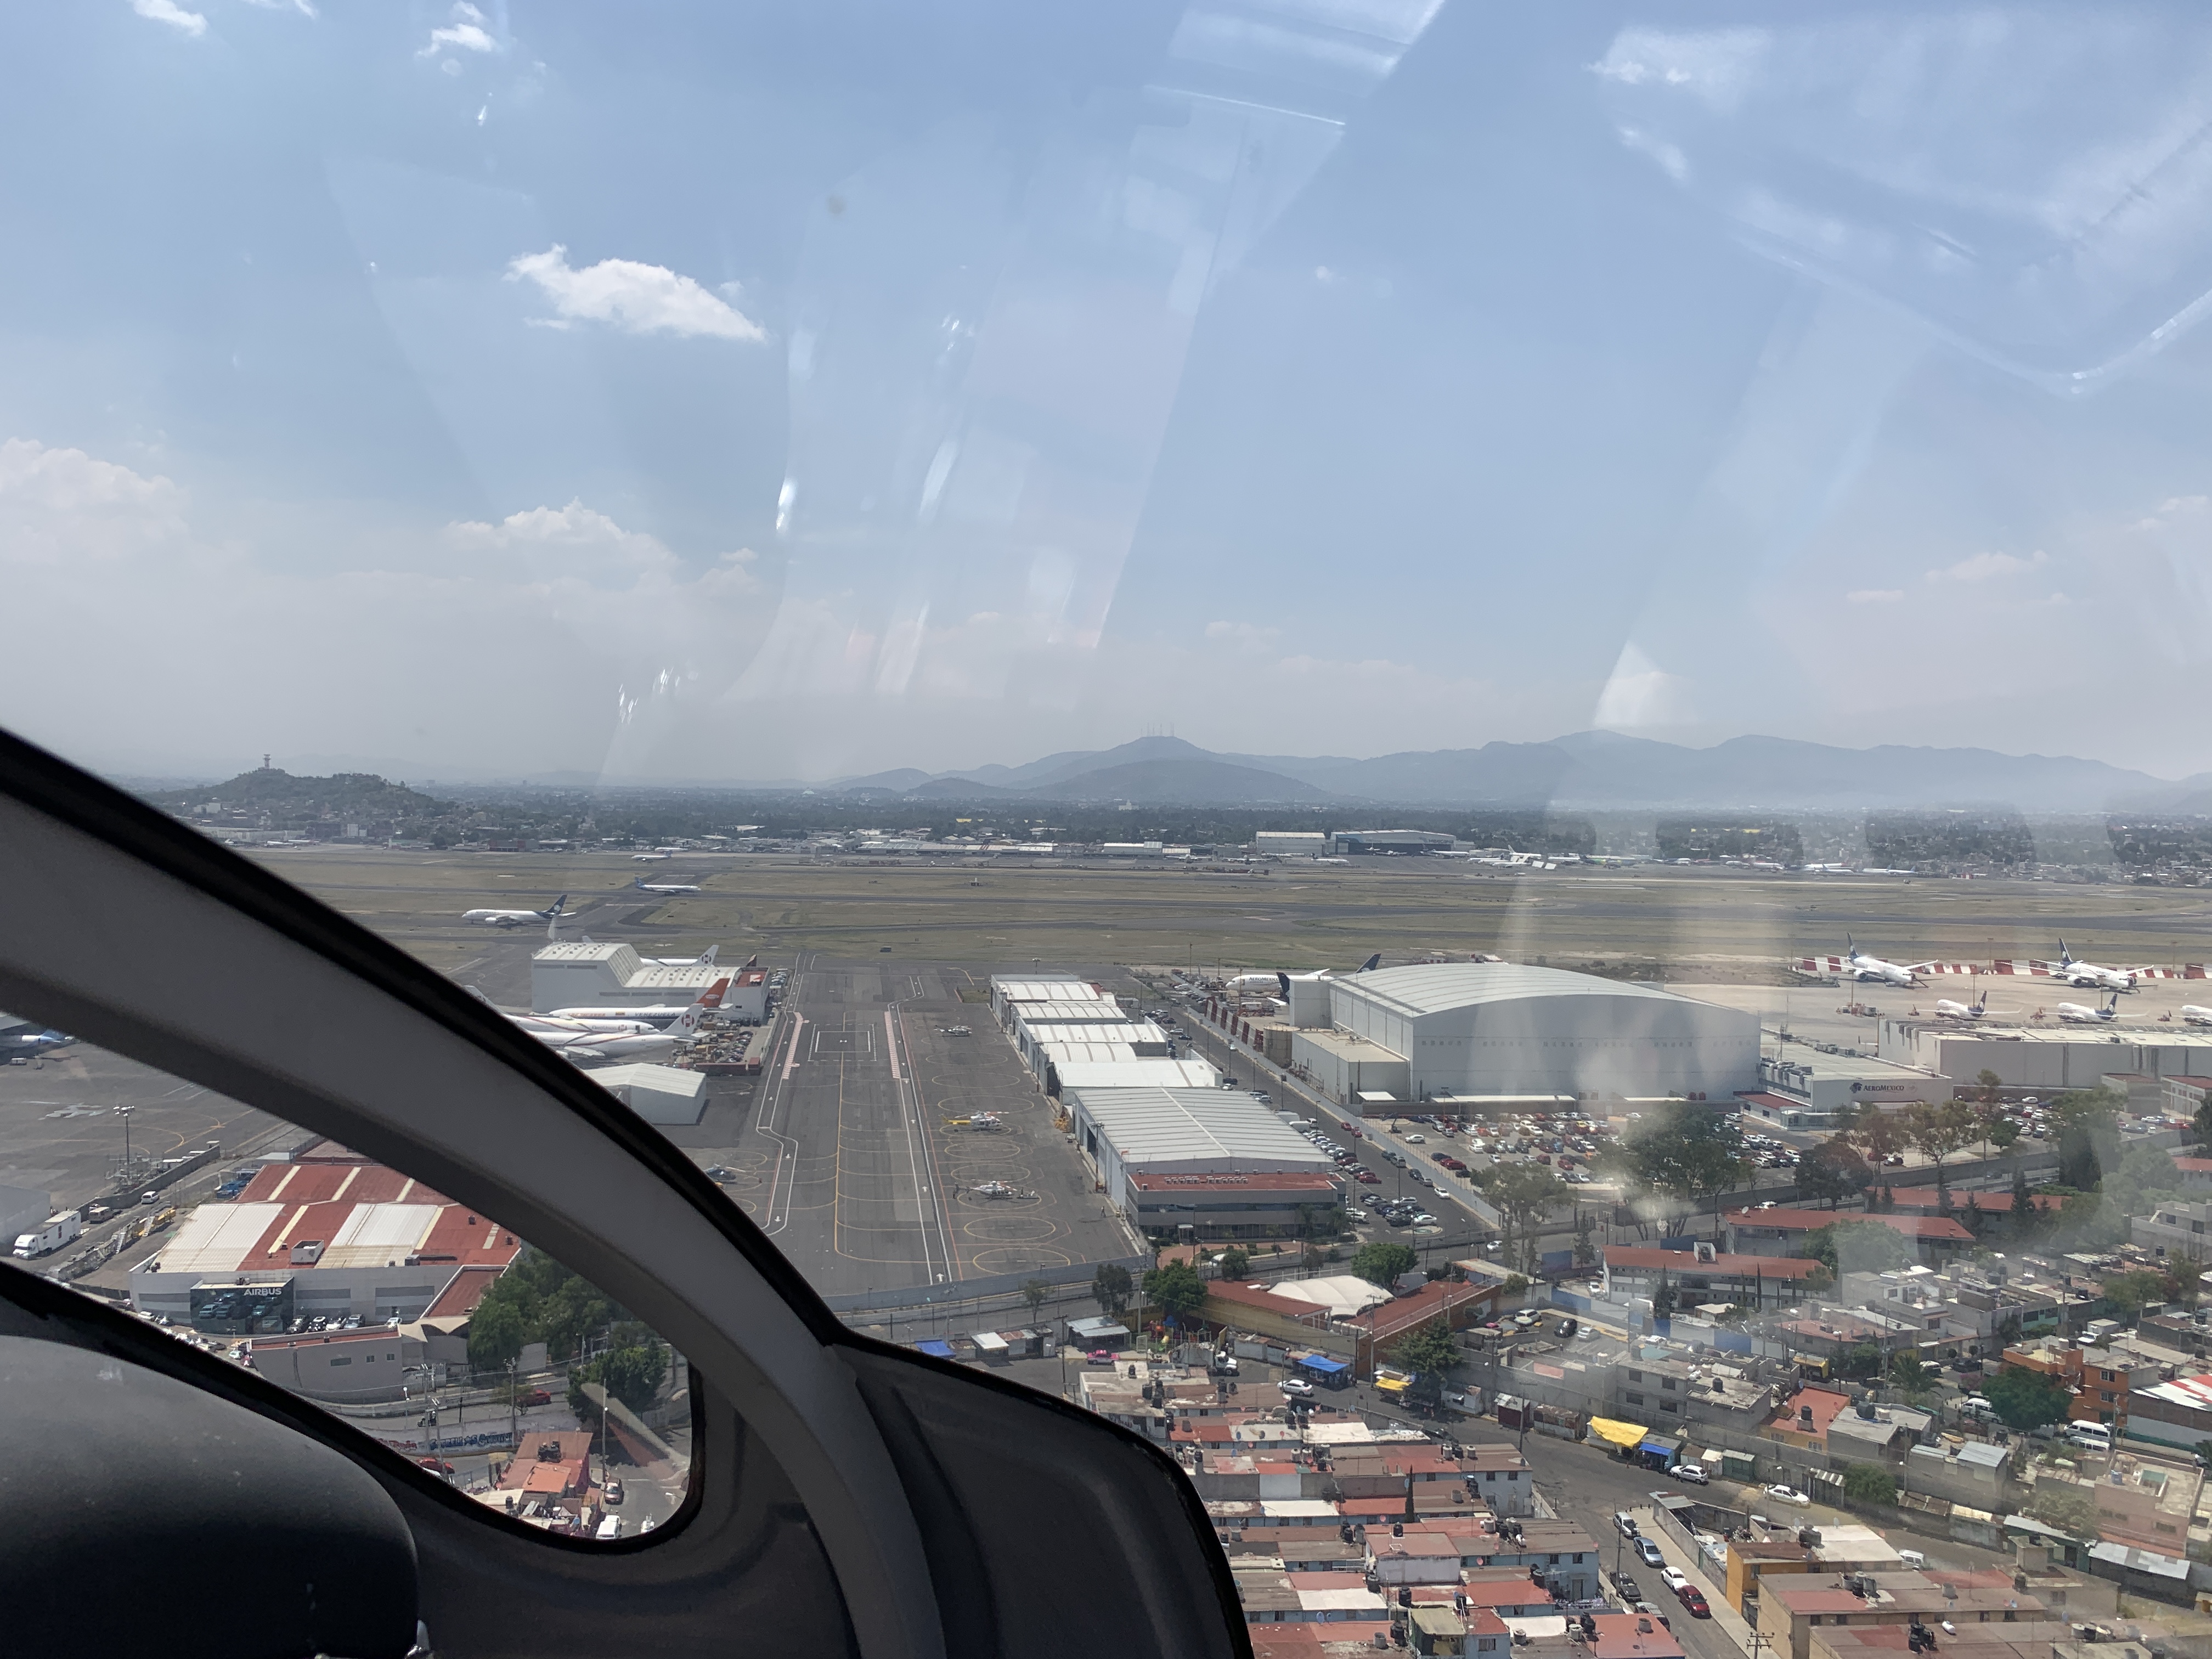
(1297, 963, 1759, 1104)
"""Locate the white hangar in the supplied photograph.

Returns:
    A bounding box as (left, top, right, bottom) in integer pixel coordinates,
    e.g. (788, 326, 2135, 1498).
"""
(1288, 963, 1759, 1109)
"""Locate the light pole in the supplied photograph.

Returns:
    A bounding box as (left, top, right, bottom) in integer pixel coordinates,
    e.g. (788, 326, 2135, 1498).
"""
(117, 1104, 134, 1184)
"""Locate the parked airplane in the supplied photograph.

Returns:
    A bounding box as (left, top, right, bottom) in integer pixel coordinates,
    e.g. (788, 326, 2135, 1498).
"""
(2053, 940, 2143, 991)
(535, 981, 726, 1066)
(634, 876, 702, 895)
(631, 852, 670, 862)
(1842, 935, 1934, 987)
(2186, 1005, 2212, 1028)
(0, 1022, 71, 1059)
(1933, 992, 1989, 1020)
(461, 893, 566, 930)
(547, 979, 730, 1028)
(2056, 992, 2121, 1023)
(465, 988, 659, 1037)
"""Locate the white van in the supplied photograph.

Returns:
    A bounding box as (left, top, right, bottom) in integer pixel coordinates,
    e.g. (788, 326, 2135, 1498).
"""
(2066, 1423, 2113, 1450)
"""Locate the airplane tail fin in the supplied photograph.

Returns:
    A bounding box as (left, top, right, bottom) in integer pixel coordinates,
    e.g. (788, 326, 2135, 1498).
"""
(744, 953, 759, 969)
(673, 978, 732, 1035)
(1277, 972, 1292, 1000)
(698, 945, 719, 966)
(1358, 952, 1381, 973)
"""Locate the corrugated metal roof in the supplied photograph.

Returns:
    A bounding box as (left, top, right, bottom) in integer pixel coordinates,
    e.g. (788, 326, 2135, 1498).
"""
(1336, 963, 1724, 1018)
(1064, 1085, 1334, 1168)
(1055, 1060, 1221, 1089)
(158, 1201, 287, 1274)
(321, 1202, 442, 1267)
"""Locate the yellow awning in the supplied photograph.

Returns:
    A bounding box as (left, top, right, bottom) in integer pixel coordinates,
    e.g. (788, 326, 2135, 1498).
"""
(1588, 1418, 1650, 1448)
(1376, 1376, 1410, 1393)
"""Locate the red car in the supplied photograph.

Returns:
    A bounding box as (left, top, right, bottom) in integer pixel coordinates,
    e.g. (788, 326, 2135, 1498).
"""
(415, 1456, 455, 1475)
(1677, 1585, 1709, 1618)
(1086, 1349, 1118, 1365)
(516, 1387, 551, 1407)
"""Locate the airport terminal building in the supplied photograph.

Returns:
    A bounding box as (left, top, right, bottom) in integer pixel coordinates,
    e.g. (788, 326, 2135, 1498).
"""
(1285, 963, 1759, 1109)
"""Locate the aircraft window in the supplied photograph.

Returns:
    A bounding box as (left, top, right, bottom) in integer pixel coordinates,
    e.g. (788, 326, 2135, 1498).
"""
(0, 1034, 694, 1544)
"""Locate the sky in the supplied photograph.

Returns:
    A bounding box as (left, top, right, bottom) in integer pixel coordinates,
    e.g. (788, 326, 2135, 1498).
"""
(12, 2, 2212, 783)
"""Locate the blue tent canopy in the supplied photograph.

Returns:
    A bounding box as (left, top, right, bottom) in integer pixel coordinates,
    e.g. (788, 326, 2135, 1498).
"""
(914, 1339, 955, 1359)
(1639, 1437, 1680, 1457)
(1296, 1355, 1349, 1375)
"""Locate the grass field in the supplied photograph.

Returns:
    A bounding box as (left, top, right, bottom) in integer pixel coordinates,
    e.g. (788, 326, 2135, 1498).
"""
(243, 848, 2212, 980)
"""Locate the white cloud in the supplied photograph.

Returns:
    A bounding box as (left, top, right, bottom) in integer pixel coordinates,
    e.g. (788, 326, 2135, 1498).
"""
(240, 0, 317, 15)
(1924, 549, 2048, 582)
(505, 245, 765, 342)
(0, 438, 766, 780)
(1593, 641, 1694, 730)
(1204, 619, 1280, 651)
(1847, 588, 1902, 603)
(418, 2, 494, 57)
(132, 0, 207, 37)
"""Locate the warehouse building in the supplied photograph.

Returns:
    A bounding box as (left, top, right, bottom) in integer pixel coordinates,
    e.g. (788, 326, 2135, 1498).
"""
(129, 1143, 520, 1331)
(1254, 831, 1329, 857)
(1061, 1085, 1338, 1231)
(989, 974, 1111, 1021)
(1334, 829, 1455, 855)
(1291, 963, 1758, 1110)
(529, 941, 753, 1016)
(1123, 1171, 1345, 1240)
(592, 1062, 708, 1126)
(1880, 1018, 2212, 1092)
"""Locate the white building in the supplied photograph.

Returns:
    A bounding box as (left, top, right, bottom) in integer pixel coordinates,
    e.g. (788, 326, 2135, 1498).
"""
(1255, 832, 1329, 857)
(529, 941, 734, 1014)
(1291, 963, 1758, 1108)
(1060, 1084, 1335, 1212)
(592, 1062, 708, 1126)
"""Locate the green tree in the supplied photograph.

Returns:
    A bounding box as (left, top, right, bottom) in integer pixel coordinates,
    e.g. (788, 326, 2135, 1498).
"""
(1020, 1278, 1051, 1322)
(1092, 1262, 1132, 1318)
(1618, 1104, 1751, 1233)
(1352, 1240, 1418, 1288)
(1852, 1108, 1908, 1172)
(1842, 1463, 1897, 1506)
(2029, 1486, 2098, 1539)
(2103, 1267, 2170, 1321)
(1217, 1248, 1250, 1282)
(1482, 1165, 1571, 1269)
(1391, 1321, 1464, 1404)
(1573, 1211, 1598, 1267)
(2009, 1161, 2037, 1238)
(466, 1296, 526, 1372)
(2051, 1088, 2123, 1189)
(1901, 1100, 1983, 1188)
(1142, 1261, 1208, 1322)
(1889, 1350, 1928, 1393)
(568, 1340, 667, 1431)
(1651, 1271, 1677, 1319)
(1982, 1363, 2072, 1434)
(2196, 1087, 2212, 1150)
(1797, 1138, 1873, 1210)
(1801, 1220, 1911, 1277)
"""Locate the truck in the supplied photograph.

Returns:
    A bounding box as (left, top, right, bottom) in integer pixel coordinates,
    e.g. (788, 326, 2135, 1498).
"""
(13, 1212, 82, 1259)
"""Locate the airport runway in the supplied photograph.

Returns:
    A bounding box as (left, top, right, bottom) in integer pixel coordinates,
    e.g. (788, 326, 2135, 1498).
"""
(671, 958, 1137, 1301)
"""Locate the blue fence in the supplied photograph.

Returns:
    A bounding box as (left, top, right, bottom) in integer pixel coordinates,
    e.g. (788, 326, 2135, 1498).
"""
(1551, 1288, 1593, 1313)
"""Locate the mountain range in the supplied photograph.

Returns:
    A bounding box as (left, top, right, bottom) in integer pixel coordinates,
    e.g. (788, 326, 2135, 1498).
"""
(832, 732, 2212, 812)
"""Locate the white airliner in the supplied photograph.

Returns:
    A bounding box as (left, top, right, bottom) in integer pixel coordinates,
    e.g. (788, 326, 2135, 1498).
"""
(467, 989, 658, 1037)
(632, 853, 671, 862)
(2056, 992, 2120, 1023)
(1223, 953, 1380, 996)
(634, 876, 702, 895)
(529, 981, 726, 1065)
(1933, 992, 1989, 1020)
(461, 894, 566, 930)
(1842, 936, 1933, 987)
(2052, 940, 2143, 991)
(547, 978, 731, 1027)
(2185, 1006, 2212, 1028)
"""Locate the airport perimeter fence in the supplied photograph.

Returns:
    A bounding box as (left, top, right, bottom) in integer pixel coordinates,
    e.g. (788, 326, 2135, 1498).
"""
(825, 1251, 1156, 1323)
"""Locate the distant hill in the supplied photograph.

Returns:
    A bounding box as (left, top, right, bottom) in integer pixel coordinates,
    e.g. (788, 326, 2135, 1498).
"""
(1022, 757, 1333, 804)
(827, 731, 2205, 811)
(144, 768, 454, 819)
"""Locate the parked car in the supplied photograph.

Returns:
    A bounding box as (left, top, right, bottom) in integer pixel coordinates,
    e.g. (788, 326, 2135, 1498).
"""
(1677, 1585, 1709, 1618)
(1613, 1513, 1638, 1538)
(1658, 1568, 1688, 1593)
(1668, 1463, 1708, 1485)
(1635, 1538, 1666, 1568)
(516, 1387, 552, 1407)
(604, 1479, 624, 1505)
(1403, 1134, 1425, 1144)
(1279, 1377, 1316, 1398)
(1086, 1349, 1118, 1366)
(1610, 1572, 1643, 1603)
(1764, 1484, 1812, 1506)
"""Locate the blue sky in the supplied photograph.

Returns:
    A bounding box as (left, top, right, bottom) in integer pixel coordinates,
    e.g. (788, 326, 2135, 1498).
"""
(9, 2, 2212, 782)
